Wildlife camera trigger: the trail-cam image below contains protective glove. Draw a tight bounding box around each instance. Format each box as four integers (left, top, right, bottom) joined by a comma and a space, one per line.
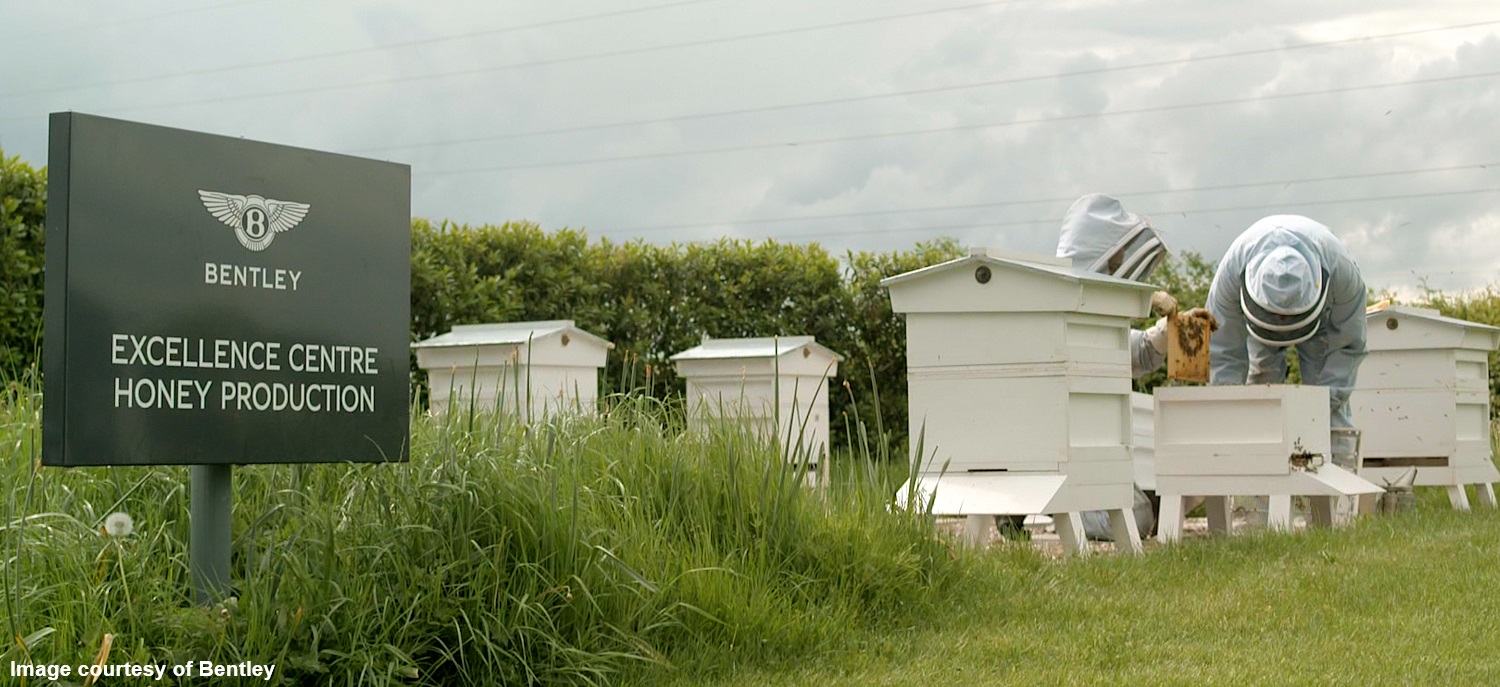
1151, 291, 1178, 317
1145, 317, 1169, 354
1180, 307, 1219, 332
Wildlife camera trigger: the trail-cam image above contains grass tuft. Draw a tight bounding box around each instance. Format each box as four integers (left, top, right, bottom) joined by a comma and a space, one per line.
0, 384, 968, 686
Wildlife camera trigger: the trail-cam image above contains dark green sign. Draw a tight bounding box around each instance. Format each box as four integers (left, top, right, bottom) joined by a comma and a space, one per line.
44, 113, 410, 466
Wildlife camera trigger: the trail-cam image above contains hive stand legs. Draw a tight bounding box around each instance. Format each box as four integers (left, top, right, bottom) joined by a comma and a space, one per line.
1267, 495, 1293, 532
1107, 508, 1144, 555
1205, 496, 1233, 535
1053, 512, 1089, 557
1447, 485, 1472, 512
1308, 496, 1335, 528
1475, 484, 1497, 509
1156, 495, 1184, 544
963, 514, 992, 547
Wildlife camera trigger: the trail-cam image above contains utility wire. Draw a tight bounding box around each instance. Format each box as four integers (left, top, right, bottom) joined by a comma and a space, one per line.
727, 187, 1500, 242
604, 161, 1500, 233
0, 0, 730, 97
10, 0, 274, 41
0, 0, 1027, 116
423, 70, 1500, 175
352, 18, 1500, 154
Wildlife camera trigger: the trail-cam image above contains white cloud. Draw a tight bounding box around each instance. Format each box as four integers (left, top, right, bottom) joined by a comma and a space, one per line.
2, 0, 1497, 294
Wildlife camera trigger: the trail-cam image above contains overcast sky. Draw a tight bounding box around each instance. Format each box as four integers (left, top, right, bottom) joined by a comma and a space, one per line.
2, 0, 1497, 296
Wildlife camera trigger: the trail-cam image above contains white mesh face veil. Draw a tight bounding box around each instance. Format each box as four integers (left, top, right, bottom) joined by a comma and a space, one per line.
1241, 244, 1328, 346
1098, 223, 1167, 281
1056, 194, 1168, 281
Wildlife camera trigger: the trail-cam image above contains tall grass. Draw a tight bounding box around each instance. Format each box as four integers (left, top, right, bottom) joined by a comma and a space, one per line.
0, 380, 964, 686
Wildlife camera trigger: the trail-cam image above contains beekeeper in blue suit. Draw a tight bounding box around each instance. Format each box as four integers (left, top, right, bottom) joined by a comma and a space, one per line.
1045, 194, 1218, 541
1206, 215, 1368, 461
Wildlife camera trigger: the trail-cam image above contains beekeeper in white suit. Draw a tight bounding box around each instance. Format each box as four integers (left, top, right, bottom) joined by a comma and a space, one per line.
1003, 194, 1216, 542
1056, 193, 1207, 376
1206, 215, 1367, 464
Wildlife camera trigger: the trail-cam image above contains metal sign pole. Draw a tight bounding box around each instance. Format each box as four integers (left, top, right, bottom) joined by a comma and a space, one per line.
190, 464, 233, 604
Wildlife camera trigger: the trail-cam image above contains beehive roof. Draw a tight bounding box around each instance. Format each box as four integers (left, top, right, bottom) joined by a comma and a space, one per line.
411, 320, 614, 350
1365, 304, 1500, 332
879, 247, 1159, 291
670, 336, 845, 362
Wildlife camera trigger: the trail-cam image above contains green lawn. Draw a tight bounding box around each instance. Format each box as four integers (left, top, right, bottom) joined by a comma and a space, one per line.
649, 489, 1500, 686
8, 374, 1500, 685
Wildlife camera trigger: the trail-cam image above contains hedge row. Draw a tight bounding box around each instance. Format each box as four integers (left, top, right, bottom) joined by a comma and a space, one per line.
1, 151, 46, 378
412, 218, 962, 451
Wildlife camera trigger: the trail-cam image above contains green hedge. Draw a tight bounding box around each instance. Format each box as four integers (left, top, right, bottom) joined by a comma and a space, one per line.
1, 151, 47, 379
411, 218, 963, 452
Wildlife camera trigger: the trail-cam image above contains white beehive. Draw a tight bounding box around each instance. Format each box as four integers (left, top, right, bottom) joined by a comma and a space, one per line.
883, 247, 1156, 555
1352, 305, 1500, 509
412, 320, 613, 419
1153, 385, 1382, 542
671, 336, 843, 462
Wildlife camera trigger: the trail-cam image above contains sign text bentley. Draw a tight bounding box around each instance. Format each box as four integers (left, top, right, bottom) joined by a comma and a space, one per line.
43, 113, 410, 466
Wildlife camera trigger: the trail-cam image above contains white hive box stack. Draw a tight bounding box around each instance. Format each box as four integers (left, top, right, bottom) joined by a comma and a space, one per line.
1153, 385, 1382, 542
1352, 305, 1500, 510
412, 320, 613, 419
882, 247, 1155, 556
671, 337, 843, 464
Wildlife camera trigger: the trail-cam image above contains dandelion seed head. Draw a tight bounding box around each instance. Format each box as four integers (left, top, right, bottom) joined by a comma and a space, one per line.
104, 512, 134, 538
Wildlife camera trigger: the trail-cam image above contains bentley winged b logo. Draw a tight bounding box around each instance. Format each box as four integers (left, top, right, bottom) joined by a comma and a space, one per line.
198, 190, 311, 252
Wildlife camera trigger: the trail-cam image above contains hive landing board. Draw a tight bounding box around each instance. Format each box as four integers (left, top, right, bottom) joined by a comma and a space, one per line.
43, 113, 410, 466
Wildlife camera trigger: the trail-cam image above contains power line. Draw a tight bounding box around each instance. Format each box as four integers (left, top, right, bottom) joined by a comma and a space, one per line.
9, 0, 275, 41
0, 0, 730, 98
0, 0, 1027, 118
601, 161, 1500, 233
422, 71, 1500, 175
738, 187, 1500, 242
350, 18, 1500, 154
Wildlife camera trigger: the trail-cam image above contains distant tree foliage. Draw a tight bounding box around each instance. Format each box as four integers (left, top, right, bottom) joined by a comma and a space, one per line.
1, 151, 46, 380
411, 217, 962, 452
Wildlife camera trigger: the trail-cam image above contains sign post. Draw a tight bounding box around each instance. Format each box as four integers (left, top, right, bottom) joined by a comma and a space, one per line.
190, 464, 233, 603
43, 113, 411, 604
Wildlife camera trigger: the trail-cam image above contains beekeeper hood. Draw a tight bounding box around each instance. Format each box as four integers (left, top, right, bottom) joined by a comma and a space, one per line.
1056, 194, 1167, 281
1240, 229, 1328, 347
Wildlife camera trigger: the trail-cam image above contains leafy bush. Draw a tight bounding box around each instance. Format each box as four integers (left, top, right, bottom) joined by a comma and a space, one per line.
839, 239, 963, 449
411, 220, 957, 454
0, 150, 46, 378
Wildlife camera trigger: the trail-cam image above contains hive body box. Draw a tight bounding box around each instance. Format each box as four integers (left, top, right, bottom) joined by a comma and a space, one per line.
412, 321, 613, 419
1352, 306, 1500, 510
1153, 385, 1382, 542
883, 248, 1156, 555
671, 337, 842, 463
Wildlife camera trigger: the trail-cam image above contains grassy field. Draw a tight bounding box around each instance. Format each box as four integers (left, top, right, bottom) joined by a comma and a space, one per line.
6, 373, 1500, 685
650, 487, 1500, 686
0, 383, 967, 686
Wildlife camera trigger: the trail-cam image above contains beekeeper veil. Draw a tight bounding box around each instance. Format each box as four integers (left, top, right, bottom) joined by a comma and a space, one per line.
1056, 194, 1168, 281
1240, 230, 1328, 347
